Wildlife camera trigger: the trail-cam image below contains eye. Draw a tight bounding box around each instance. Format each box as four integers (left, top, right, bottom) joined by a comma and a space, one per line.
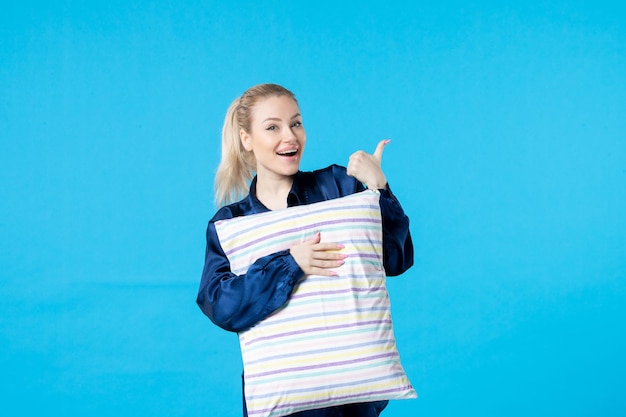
266, 125, 278, 131
291, 121, 303, 128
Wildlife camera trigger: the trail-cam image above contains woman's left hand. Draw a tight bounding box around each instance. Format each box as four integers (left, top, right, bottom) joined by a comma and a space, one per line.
347, 139, 389, 190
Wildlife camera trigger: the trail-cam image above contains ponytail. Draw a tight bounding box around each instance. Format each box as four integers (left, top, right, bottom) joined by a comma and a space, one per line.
214, 98, 256, 206
214, 83, 297, 207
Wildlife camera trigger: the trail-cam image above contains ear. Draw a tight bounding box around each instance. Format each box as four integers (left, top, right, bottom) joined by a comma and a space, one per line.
240, 128, 253, 151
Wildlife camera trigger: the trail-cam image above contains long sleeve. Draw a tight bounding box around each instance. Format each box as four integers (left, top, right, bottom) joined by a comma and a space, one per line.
196, 220, 304, 333
378, 187, 414, 276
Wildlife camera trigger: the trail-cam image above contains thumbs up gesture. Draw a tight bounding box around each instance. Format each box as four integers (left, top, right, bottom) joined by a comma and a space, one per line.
346, 139, 390, 190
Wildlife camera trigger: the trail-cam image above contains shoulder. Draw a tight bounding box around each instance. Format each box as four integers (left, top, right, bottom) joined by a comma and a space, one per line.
309, 164, 347, 178
295, 164, 363, 201
305, 164, 358, 186
209, 197, 254, 223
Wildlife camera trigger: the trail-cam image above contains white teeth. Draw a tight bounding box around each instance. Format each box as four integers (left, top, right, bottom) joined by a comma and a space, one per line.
277, 149, 297, 156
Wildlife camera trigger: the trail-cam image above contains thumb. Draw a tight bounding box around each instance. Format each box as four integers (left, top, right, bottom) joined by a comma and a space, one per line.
303, 232, 321, 245
373, 139, 390, 161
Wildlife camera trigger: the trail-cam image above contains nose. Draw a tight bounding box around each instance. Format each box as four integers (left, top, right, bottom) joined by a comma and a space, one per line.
283, 126, 298, 142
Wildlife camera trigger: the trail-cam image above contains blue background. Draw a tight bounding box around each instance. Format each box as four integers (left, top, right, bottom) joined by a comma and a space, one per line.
2, 1, 625, 416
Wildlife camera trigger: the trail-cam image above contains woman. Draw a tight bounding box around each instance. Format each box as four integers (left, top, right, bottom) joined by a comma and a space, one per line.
197, 83, 413, 417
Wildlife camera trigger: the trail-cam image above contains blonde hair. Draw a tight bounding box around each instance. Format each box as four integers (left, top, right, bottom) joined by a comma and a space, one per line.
214, 83, 298, 206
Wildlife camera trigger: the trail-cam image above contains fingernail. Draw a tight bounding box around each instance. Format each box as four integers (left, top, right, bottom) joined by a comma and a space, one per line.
337, 260, 345, 265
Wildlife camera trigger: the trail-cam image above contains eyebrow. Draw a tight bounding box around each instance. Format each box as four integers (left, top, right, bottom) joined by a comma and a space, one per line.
262, 113, 301, 123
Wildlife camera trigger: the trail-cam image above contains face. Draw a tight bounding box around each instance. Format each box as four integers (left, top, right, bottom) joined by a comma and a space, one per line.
240, 95, 306, 182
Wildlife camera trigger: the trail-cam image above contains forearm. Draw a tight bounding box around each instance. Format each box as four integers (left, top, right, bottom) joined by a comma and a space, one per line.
379, 188, 414, 276
197, 227, 304, 332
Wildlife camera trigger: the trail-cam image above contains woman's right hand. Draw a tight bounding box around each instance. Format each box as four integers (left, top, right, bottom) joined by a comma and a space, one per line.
289, 232, 346, 276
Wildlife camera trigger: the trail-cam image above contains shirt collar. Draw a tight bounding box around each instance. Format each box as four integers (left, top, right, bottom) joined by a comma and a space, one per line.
287, 172, 304, 207
247, 172, 304, 213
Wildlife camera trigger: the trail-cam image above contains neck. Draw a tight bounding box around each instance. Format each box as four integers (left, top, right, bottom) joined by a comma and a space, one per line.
254, 174, 294, 210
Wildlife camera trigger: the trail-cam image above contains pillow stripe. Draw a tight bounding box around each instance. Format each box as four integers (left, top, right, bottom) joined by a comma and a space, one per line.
246, 370, 407, 399
246, 360, 405, 388
247, 350, 400, 378
222, 221, 382, 265
242, 318, 393, 346
250, 379, 413, 401
242, 324, 395, 354
279, 384, 415, 410
219, 208, 380, 245
248, 371, 407, 399
244, 338, 391, 365
216, 203, 380, 242
288, 286, 387, 300
224, 230, 382, 268
244, 306, 390, 328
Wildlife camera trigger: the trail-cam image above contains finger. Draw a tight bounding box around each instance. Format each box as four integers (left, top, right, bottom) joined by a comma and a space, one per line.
308, 267, 339, 277
302, 232, 321, 245
312, 258, 345, 268
312, 251, 347, 260
312, 242, 345, 251
373, 139, 390, 161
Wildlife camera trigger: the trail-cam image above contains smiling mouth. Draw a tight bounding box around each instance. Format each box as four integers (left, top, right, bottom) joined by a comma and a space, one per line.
276, 149, 298, 157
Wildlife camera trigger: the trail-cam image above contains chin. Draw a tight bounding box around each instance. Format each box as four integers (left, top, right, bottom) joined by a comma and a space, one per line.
285, 167, 300, 176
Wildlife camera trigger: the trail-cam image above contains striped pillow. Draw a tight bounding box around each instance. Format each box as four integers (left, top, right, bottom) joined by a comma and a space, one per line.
214, 190, 416, 417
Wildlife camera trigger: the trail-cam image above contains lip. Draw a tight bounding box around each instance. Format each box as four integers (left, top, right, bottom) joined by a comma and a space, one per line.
275, 147, 300, 157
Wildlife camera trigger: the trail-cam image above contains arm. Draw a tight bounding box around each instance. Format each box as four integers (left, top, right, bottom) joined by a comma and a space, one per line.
345, 140, 414, 276
379, 187, 414, 276
196, 221, 304, 333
